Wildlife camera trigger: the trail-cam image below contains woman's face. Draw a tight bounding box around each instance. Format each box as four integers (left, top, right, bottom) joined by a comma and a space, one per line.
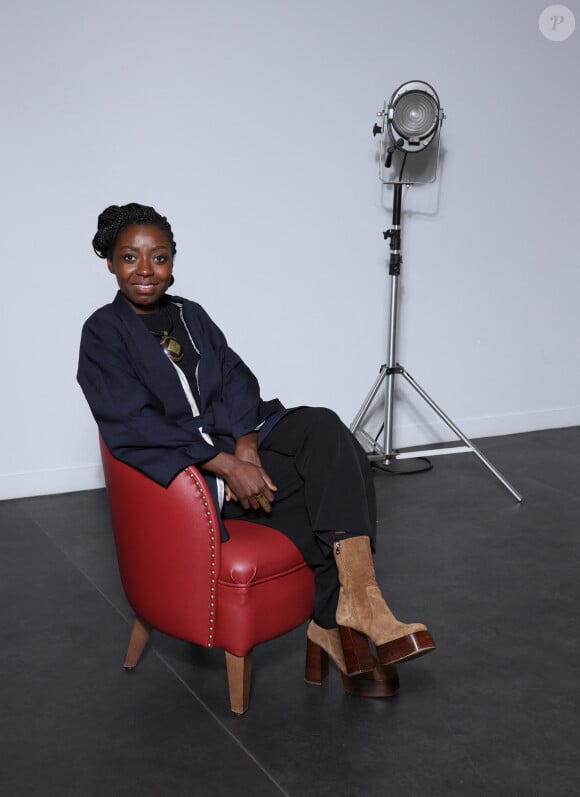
107, 224, 173, 314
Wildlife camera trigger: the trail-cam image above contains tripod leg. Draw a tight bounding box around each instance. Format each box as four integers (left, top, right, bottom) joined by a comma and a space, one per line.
400, 368, 522, 502
350, 365, 387, 436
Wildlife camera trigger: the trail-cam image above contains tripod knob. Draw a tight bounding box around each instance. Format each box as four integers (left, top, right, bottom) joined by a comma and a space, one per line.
372, 123, 383, 137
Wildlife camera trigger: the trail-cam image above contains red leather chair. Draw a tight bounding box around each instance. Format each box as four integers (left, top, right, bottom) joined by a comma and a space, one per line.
99, 439, 315, 715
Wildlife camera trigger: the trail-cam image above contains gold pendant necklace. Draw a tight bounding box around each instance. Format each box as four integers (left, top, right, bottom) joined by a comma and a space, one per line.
144, 304, 184, 364
159, 330, 184, 364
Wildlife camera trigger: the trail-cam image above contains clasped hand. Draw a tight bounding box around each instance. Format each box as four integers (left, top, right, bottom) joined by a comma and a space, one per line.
202, 432, 277, 513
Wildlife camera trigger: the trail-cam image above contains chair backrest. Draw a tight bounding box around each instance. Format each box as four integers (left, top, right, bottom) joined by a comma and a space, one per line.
100, 438, 220, 645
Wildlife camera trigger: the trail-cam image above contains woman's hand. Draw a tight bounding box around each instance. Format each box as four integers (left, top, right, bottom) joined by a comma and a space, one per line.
201, 448, 277, 512
234, 432, 261, 467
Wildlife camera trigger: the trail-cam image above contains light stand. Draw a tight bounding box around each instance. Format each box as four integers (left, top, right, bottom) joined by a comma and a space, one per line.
351, 82, 522, 502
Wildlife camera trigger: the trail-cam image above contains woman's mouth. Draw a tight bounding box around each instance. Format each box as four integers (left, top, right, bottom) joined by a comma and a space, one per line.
133, 283, 158, 294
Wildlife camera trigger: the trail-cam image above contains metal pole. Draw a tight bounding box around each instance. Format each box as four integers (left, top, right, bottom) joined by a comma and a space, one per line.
383, 182, 403, 461
384, 274, 399, 460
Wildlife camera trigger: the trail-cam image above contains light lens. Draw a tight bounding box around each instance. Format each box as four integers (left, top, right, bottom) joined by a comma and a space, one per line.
392, 91, 439, 141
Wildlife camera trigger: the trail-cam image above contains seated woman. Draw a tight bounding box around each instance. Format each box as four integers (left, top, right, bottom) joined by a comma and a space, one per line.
77, 202, 435, 699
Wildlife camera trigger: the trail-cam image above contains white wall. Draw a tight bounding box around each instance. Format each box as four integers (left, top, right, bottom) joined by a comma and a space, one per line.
1, 0, 578, 499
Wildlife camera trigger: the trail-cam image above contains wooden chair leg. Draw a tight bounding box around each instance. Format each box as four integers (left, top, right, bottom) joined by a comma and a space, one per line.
124, 616, 151, 670
225, 650, 253, 715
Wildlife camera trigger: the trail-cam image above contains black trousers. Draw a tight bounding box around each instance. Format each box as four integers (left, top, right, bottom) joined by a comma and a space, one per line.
222, 407, 376, 627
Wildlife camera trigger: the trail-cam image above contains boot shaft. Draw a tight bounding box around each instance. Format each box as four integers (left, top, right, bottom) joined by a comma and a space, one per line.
333, 535, 378, 593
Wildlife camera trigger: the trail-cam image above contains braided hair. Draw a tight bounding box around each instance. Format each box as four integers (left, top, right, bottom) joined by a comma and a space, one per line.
92, 203, 177, 260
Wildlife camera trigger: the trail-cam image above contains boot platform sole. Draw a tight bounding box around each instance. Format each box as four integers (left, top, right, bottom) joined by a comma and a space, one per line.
339, 625, 436, 676
305, 636, 399, 698
376, 629, 436, 666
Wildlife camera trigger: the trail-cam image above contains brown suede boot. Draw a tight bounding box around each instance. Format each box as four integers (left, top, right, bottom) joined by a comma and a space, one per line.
305, 620, 399, 698
333, 536, 435, 675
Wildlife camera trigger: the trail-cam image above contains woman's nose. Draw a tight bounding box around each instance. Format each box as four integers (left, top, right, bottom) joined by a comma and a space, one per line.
136, 258, 154, 276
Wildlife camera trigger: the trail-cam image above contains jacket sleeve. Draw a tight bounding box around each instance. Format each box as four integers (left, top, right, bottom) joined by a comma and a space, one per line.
194, 304, 283, 440
222, 347, 268, 438
77, 315, 218, 486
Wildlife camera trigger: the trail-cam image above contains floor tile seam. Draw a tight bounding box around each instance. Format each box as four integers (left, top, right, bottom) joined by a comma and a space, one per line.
18, 503, 291, 797
150, 649, 291, 796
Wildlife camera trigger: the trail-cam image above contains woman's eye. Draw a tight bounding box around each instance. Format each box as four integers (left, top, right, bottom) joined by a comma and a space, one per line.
154, 255, 168, 263
122, 254, 136, 262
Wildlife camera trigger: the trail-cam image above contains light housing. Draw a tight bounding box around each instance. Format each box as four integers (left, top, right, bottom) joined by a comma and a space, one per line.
387, 80, 442, 153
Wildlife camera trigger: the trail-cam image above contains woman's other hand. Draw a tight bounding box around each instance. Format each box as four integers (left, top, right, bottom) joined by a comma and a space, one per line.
234, 431, 261, 467
202, 449, 277, 512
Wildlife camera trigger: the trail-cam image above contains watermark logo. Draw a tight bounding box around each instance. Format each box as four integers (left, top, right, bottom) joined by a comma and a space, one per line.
539, 5, 576, 41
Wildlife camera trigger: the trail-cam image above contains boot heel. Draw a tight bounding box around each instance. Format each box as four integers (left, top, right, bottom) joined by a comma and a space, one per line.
338, 625, 376, 675
305, 637, 329, 685
376, 629, 436, 666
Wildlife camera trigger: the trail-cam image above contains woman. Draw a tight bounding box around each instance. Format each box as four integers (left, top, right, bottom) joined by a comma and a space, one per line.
78, 202, 435, 699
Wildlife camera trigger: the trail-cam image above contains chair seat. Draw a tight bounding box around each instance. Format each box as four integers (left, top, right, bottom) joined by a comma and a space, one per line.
220, 519, 309, 585
213, 519, 315, 656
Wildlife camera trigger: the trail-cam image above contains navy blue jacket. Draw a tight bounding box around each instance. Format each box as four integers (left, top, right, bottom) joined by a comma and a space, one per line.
77, 292, 286, 493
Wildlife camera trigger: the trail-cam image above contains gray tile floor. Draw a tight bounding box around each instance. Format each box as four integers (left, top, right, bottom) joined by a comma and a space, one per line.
1, 427, 579, 796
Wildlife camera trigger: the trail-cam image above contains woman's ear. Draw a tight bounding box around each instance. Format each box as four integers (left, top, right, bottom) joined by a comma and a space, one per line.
107, 259, 115, 274
169, 274, 175, 286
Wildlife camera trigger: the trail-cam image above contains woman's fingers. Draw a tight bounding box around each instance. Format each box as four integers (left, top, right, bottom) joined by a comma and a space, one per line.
245, 492, 272, 513
224, 484, 239, 503
263, 472, 278, 494
224, 461, 277, 512
255, 493, 272, 512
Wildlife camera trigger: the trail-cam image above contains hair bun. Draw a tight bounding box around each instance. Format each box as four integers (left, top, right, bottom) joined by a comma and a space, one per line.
92, 203, 177, 259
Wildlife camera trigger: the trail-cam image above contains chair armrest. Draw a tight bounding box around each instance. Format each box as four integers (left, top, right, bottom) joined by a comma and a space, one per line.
100, 438, 221, 646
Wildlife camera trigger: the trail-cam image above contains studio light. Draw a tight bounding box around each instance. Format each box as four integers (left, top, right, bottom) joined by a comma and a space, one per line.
373, 80, 444, 177
388, 81, 442, 151
351, 81, 522, 501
